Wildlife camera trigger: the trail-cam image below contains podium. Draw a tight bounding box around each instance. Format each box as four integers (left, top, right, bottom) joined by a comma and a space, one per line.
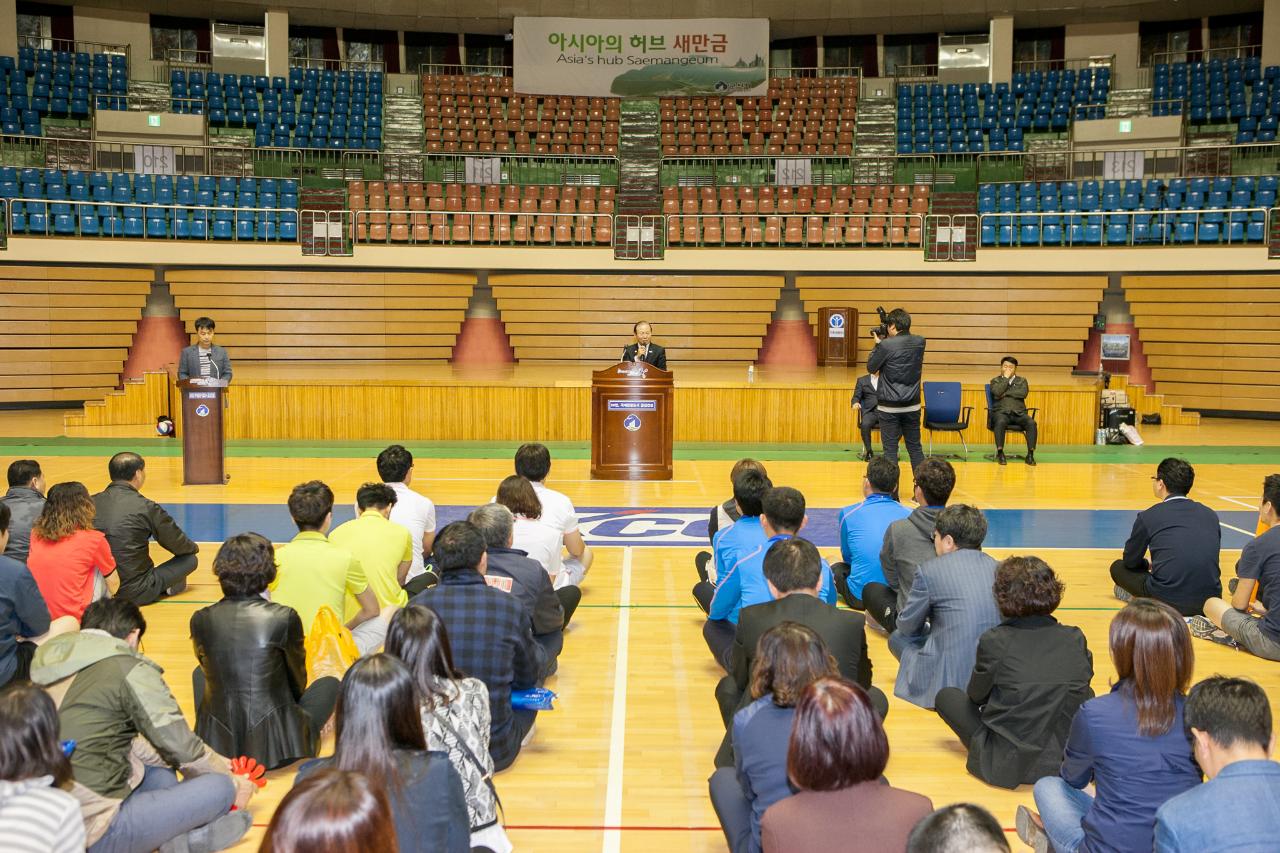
177, 379, 227, 485
817, 307, 856, 366
590, 362, 674, 481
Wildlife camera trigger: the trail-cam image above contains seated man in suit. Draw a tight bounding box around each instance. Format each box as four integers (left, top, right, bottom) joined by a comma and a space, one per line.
620, 321, 667, 369
890, 504, 1001, 709
852, 370, 880, 461
862, 456, 956, 632
990, 355, 1036, 466
177, 316, 233, 384
1111, 457, 1222, 616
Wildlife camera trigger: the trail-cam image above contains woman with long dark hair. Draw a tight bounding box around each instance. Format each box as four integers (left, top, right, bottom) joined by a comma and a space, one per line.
495, 475, 560, 579
0, 683, 86, 852
261, 768, 397, 853
1020, 599, 1200, 853
27, 482, 117, 620
293, 654, 469, 853
385, 605, 511, 853
760, 677, 933, 852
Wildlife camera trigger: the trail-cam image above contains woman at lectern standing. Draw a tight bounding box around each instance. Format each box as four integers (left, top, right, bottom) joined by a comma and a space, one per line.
620, 321, 667, 369
178, 316, 233, 383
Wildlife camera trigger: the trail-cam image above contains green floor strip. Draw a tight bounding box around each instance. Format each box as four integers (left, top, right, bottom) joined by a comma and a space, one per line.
4, 437, 1279, 464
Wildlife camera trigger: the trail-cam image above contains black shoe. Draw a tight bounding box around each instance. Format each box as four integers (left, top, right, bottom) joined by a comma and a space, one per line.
861, 449, 874, 461
695, 551, 712, 584
996, 450, 1007, 465
1229, 577, 1239, 595
1025, 451, 1037, 466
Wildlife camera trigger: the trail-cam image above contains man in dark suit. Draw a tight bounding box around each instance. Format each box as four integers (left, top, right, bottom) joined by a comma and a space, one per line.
990, 355, 1036, 466
177, 316, 233, 383
1111, 457, 1222, 616
620, 321, 667, 369
851, 370, 880, 461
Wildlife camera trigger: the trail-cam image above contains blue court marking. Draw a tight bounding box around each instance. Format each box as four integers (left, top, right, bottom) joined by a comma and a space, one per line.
165, 504, 1259, 550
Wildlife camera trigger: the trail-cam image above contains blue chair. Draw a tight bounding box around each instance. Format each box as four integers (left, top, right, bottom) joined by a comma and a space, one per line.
922, 381, 972, 459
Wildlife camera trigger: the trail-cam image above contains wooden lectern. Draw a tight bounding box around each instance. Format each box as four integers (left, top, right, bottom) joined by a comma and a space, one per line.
817, 307, 857, 366
176, 379, 227, 485
590, 362, 674, 481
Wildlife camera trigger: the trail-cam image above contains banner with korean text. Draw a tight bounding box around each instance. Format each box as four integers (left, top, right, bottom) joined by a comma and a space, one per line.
513, 17, 769, 97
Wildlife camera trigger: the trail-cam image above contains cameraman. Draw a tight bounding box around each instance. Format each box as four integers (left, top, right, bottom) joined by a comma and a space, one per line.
866, 308, 927, 469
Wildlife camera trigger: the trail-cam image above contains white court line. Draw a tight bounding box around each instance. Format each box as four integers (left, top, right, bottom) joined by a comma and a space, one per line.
1219, 495, 1260, 510
1221, 522, 1258, 538
602, 545, 633, 853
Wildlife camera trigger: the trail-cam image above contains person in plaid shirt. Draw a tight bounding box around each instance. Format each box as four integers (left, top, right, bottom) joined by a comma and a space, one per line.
410, 521, 546, 771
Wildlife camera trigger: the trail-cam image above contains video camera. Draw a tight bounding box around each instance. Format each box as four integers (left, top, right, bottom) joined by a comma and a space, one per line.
869, 306, 891, 340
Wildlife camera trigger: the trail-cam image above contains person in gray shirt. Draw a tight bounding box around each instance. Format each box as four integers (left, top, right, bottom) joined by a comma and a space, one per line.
1, 460, 45, 564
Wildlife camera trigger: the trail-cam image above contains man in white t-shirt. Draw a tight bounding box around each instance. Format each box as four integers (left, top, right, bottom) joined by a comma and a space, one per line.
377, 445, 437, 595
515, 443, 593, 587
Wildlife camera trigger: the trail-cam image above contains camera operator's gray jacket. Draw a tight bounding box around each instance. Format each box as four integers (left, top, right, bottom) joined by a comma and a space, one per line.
867, 333, 927, 409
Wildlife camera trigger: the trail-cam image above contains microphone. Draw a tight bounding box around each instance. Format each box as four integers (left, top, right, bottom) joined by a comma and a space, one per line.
206, 351, 220, 381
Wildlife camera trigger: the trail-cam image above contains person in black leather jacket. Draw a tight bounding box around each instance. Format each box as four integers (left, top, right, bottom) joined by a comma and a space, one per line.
190, 532, 339, 770
865, 308, 927, 470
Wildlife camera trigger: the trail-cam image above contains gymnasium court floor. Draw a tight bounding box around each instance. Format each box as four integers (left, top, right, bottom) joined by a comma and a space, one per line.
2, 411, 1278, 852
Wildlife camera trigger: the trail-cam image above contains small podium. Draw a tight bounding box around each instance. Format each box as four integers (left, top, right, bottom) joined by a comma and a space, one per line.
176, 379, 227, 485
590, 362, 674, 481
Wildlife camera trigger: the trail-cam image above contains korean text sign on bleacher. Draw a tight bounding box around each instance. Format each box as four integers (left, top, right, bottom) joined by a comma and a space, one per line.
513, 17, 769, 98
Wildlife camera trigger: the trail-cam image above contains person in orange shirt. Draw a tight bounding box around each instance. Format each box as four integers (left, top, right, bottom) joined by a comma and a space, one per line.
27, 482, 117, 620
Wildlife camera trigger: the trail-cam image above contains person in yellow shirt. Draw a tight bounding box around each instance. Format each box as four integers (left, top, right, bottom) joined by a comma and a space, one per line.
270, 481, 384, 654
329, 483, 413, 618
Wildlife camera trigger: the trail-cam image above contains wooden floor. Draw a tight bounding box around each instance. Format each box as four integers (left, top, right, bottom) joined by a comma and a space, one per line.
3, 415, 1279, 851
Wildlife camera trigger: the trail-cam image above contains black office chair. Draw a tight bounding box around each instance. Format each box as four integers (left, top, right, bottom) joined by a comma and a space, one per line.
984, 383, 1039, 460
923, 381, 972, 459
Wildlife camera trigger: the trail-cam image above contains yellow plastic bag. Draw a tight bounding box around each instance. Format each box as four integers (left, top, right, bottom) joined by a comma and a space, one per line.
305, 605, 359, 682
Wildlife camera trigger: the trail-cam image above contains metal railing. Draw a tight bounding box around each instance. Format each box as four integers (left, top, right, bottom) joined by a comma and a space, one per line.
1076, 99, 1185, 120
100, 95, 206, 114
1012, 55, 1115, 75
975, 142, 1280, 184
665, 212, 926, 249
159, 48, 211, 66
892, 64, 940, 94
351, 209, 613, 247
1150, 44, 1262, 68
0, 134, 304, 178
770, 66, 862, 82
924, 213, 977, 261
290, 56, 386, 74
338, 151, 620, 185
977, 208, 1269, 247
614, 214, 664, 259
25, 38, 130, 65
419, 63, 513, 79
661, 154, 938, 187
7, 198, 299, 241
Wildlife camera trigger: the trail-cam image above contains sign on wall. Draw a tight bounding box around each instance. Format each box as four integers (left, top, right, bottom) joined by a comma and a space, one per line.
513, 17, 769, 98
135, 145, 176, 175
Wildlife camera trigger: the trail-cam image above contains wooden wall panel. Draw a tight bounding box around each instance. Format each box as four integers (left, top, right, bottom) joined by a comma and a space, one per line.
167, 270, 474, 362
0, 265, 151, 404
1125, 274, 1280, 413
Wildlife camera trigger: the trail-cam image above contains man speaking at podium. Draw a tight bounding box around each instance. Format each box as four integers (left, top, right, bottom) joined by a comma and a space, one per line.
620, 321, 667, 369
177, 316, 233, 384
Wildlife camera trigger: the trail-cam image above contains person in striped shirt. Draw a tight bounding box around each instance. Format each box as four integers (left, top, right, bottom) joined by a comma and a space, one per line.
0, 683, 85, 853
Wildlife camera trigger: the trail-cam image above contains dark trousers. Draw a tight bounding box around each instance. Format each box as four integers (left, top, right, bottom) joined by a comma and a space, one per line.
556, 584, 581, 627
119, 553, 200, 606
935, 686, 983, 744
993, 411, 1037, 452
1109, 559, 1205, 616
862, 581, 899, 633
192, 667, 340, 766
493, 708, 538, 772
709, 767, 753, 853
830, 561, 863, 610
692, 580, 715, 614
703, 618, 736, 671
878, 409, 924, 470
859, 414, 877, 455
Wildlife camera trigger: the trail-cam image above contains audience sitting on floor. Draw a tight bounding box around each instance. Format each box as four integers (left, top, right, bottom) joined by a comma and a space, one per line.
704, 486, 836, 670
1153, 675, 1280, 852
377, 444, 438, 597
715, 537, 883, 756
513, 443, 593, 588
409, 521, 545, 771
469, 503, 572, 675
934, 556, 1094, 789
494, 474, 565, 584
329, 482, 412, 616
709, 622, 841, 853
0, 502, 50, 688
93, 452, 200, 605
1111, 457, 1222, 616
1, 459, 45, 564
761, 677, 934, 853
833, 456, 911, 610
270, 480, 384, 654
190, 532, 339, 771
1195, 473, 1280, 659
696, 458, 769, 585
0, 682, 86, 853
385, 605, 513, 853
862, 457, 956, 632
261, 768, 398, 853
27, 481, 118, 620
31, 598, 255, 853
294, 654, 470, 853
890, 504, 1001, 709
1020, 599, 1200, 853
693, 467, 773, 615
907, 803, 1011, 853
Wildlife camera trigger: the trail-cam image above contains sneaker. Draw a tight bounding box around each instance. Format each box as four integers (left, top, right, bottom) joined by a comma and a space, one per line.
695, 551, 712, 583
1188, 615, 1240, 648
996, 450, 1007, 465
1025, 451, 1037, 466
1113, 584, 1134, 603
1015, 806, 1050, 853
860, 449, 875, 461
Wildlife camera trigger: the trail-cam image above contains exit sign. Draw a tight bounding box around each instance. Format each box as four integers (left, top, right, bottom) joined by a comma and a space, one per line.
1118, 119, 1132, 134
147, 114, 161, 127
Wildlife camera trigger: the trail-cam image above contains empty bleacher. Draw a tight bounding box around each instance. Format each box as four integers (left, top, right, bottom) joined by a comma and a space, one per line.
0, 265, 151, 404
0, 48, 128, 137
422, 74, 618, 155
1149, 57, 1280, 140
660, 77, 857, 157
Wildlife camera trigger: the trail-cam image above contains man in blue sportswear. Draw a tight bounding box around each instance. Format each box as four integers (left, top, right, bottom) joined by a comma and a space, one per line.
693, 468, 772, 615
832, 456, 911, 610
704, 485, 836, 669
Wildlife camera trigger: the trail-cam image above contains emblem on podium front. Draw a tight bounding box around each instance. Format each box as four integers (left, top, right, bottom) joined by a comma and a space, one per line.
623, 414, 642, 431
195, 405, 210, 418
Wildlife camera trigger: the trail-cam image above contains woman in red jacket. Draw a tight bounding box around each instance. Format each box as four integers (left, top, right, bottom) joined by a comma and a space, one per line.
27, 482, 116, 620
